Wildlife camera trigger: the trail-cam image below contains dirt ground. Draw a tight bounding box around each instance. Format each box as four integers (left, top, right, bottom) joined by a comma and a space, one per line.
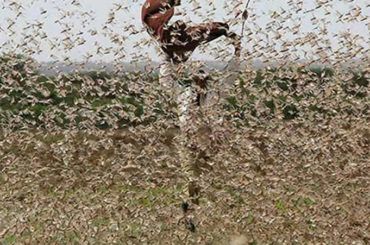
1, 115, 369, 244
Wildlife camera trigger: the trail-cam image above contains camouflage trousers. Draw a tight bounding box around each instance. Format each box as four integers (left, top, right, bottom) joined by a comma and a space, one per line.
159, 62, 210, 204
159, 59, 239, 204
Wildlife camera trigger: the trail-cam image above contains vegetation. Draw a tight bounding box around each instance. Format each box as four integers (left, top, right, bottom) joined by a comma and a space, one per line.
0, 54, 369, 244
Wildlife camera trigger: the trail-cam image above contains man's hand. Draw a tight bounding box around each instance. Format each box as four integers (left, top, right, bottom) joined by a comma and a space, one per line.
242, 9, 249, 20
169, 0, 180, 6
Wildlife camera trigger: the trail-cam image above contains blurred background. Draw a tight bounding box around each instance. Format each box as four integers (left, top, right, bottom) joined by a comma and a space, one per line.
1, 0, 369, 72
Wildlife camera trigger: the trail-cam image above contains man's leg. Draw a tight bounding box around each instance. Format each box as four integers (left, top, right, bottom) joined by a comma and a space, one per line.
178, 85, 201, 205
158, 62, 201, 204
159, 62, 175, 89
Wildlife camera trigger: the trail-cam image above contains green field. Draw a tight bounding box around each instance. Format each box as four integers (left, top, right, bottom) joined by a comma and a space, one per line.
1, 55, 369, 244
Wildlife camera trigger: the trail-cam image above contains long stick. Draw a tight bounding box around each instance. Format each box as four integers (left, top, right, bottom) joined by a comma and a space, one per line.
241, 0, 252, 37
223, 0, 252, 71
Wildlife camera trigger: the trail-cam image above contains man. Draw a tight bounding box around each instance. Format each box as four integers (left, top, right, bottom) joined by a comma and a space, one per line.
142, 0, 241, 214
142, 0, 241, 63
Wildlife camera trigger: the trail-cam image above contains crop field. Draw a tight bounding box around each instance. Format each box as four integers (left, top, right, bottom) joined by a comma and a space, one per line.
1, 0, 369, 243
0, 55, 369, 244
